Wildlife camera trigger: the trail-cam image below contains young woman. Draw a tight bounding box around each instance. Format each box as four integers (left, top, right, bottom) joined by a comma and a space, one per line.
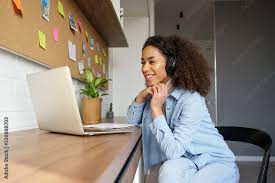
127, 35, 239, 183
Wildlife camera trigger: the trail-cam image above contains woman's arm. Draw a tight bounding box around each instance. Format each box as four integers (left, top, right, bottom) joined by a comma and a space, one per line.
126, 99, 146, 125
127, 87, 153, 125
149, 93, 204, 159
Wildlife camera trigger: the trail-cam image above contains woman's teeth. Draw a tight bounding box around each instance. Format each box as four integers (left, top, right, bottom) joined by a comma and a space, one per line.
145, 75, 154, 79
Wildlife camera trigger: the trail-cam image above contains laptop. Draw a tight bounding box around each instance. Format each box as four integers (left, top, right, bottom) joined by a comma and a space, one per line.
27, 66, 134, 136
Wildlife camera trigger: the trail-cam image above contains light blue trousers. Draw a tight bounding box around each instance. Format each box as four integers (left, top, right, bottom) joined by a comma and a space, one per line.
158, 157, 239, 183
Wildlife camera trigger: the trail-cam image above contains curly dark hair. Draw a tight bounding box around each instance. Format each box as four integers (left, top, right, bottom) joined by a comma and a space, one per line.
142, 35, 211, 97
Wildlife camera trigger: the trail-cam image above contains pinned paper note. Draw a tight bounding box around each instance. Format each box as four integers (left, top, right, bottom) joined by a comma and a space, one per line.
78, 61, 84, 74
68, 41, 76, 61
41, 0, 50, 21
53, 28, 59, 41
77, 20, 82, 32
103, 64, 106, 74
87, 57, 91, 68
90, 37, 94, 50
102, 48, 106, 57
12, 0, 23, 12
82, 42, 86, 57
69, 13, 78, 32
38, 30, 46, 50
58, 0, 65, 17
95, 54, 99, 64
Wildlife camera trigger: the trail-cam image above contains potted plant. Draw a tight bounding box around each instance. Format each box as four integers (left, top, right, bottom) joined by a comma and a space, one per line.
81, 69, 109, 124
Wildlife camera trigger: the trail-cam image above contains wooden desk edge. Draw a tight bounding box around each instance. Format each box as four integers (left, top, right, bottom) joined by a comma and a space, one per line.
116, 137, 142, 183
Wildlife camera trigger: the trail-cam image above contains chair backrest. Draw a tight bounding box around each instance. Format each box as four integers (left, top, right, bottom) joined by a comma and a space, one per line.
216, 126, 272, 151
216, 126, 272, 183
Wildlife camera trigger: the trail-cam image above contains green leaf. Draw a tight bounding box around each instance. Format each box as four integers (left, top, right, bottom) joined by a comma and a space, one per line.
81, 71, 110, 98
83, 69, 94, 84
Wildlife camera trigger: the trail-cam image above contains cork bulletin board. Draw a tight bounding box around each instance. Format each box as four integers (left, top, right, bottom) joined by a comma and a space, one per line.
0, 0, 108, 84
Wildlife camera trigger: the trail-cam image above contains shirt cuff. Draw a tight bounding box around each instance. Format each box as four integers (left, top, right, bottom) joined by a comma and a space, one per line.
149, 115, 171, 134
131, 99, 146, 110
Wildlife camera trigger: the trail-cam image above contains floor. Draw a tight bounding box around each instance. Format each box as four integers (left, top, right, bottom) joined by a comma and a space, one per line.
144, 161, 275, 183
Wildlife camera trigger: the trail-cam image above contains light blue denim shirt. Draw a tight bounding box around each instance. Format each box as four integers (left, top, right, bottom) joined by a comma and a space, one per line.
127, 87, 235, 173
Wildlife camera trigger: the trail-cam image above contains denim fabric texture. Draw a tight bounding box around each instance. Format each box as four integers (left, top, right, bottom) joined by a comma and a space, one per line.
127, 87, 237, 177
158, 157, 239, 183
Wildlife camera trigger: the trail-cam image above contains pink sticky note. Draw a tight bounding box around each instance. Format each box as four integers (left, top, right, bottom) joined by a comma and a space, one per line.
53, 28, 59, 41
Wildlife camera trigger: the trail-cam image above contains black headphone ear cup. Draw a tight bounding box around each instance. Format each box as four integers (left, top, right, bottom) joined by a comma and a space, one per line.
166, 57, 175, 76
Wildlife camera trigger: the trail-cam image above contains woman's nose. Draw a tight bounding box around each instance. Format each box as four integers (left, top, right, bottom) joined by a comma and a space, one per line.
142, 63, 150, 72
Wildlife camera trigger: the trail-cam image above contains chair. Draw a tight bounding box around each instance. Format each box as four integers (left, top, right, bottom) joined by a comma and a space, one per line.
216, 126, 272, 183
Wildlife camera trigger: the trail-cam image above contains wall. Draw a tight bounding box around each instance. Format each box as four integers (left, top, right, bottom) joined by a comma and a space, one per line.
111, 17, 150, 116
154, 1, 216, 122
215, 0, 275, 156
194, 40, 216, 123
0, 47, 112, 132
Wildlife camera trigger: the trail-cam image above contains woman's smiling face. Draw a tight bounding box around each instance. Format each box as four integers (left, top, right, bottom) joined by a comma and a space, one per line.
141, 46, 169, 86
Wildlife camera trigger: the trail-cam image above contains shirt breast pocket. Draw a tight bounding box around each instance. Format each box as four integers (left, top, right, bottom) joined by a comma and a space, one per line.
170, 118, 181, 132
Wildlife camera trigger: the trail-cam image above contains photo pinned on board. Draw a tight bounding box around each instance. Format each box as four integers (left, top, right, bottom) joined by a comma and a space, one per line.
78, 61, 84, 75
68, 40, 76, 61
90, 37, 94, 50
82, 42, 86, 57
69, 13, 78, 32
41, 0, 50, 21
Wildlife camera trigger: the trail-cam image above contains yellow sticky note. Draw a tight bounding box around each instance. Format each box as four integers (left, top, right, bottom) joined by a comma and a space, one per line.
95, 54, 99, 64
102, 48, 106, 57
38, 30, 46, 50
12, 0, 22, 11
58, 0, 65, 17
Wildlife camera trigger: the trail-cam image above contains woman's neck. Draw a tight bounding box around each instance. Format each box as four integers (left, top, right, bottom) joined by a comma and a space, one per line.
162, 77, 170, 84
164, 79, 174, 94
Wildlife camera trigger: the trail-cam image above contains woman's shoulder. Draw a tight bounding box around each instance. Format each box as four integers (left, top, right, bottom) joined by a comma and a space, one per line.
176, 87, 204, 101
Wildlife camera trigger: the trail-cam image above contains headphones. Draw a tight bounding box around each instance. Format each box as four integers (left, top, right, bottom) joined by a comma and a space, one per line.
165, 56, 176, 76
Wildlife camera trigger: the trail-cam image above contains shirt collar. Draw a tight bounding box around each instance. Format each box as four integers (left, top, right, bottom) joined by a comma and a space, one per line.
169, 87, 183, 100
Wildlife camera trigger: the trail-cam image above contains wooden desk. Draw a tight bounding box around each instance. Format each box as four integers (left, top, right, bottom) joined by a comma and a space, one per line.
0, 120, 141, 183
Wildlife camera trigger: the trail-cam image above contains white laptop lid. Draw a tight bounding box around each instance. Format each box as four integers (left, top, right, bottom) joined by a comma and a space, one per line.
27, 66, 85, 135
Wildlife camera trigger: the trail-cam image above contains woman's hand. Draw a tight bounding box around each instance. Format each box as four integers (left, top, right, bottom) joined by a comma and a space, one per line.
150, 83, 168, 118
135, 87, 153, 104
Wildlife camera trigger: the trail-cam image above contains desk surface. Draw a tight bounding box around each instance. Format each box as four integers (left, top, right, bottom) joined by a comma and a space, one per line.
0, 118, 141, 183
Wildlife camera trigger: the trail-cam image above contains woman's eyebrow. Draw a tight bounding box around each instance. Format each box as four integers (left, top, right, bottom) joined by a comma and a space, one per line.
142, 56, 155, 61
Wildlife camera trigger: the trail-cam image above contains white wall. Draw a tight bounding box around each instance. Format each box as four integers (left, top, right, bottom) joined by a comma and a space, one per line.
111, 17, 150, 117
0, 48, 112, 132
